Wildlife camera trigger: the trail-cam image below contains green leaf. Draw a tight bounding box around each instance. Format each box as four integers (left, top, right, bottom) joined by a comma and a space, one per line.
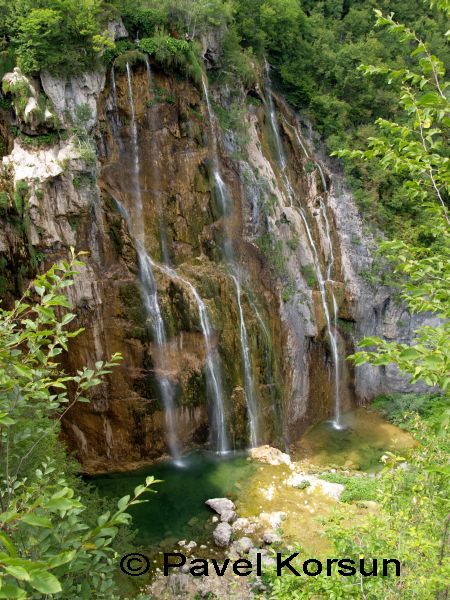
13, 364, 33, 380
4, 565, 30, 581
117, 495, 130, 511
47, 550, 76, 568
0, 584, 27, 599
29, 570, 62, 594
21, 514, 52, 528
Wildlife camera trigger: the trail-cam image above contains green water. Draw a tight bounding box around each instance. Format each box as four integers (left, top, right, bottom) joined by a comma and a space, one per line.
295, 408, 416, 471
89, 451, 256, 549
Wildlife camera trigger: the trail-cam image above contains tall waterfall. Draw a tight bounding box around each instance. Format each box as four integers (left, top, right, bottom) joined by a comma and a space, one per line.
264, 61, 342, 429
144, 58, 171, 264
123, 65, 182, 458
202, 74, 261, 446
153, 264, 229, 454
232, 275, 260, 446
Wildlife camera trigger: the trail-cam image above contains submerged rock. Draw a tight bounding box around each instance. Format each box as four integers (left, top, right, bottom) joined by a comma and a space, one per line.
213, 522, 232, 547
285, 473, 344, 501
258, 511, 286, 530
232, 517, 257, 535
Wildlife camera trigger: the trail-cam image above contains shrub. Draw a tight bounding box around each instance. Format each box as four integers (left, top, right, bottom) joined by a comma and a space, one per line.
0, 253, 158, 598
139, 30, 202, 83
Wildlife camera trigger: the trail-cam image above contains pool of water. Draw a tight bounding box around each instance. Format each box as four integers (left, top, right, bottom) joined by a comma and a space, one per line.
88, 450, 257, 549
294, 407, 416, 471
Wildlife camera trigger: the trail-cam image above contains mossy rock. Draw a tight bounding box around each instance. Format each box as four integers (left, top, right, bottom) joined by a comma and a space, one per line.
119, 282, 152, 342
180, 368, 207, 407
194, 163, 211, 193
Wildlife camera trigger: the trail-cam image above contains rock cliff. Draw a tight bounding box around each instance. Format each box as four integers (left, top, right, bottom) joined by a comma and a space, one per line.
0, 56, 433, 472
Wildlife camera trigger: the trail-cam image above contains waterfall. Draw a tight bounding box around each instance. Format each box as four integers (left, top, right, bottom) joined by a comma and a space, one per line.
264, 60, 343, 429
111, 66, 119, 125
319, 197, 335, 280
232, 274, 259, 447
122, 66, 182, 458
153, 264, 229, 454
202, 74, 261, 446
144, 57, 171, 265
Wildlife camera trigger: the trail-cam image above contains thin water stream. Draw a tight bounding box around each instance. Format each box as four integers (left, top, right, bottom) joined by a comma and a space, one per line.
264, 60, 342, 428
153, 263, 229, 454
116, 66, 182, 459
201, 74, 261, 446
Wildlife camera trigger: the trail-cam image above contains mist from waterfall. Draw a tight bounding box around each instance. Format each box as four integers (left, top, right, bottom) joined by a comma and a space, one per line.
264, 60, 342, 429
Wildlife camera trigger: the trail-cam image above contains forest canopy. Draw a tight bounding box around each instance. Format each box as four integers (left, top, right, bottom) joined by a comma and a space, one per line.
0, 0, 448, 237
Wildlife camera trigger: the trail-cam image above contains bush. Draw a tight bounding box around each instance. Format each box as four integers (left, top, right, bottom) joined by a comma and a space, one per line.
0, 253, 158, 598
139, 30, 202, 83
321, 473, 378, 503
113, 49, 146, 71
3, 0, 114, 75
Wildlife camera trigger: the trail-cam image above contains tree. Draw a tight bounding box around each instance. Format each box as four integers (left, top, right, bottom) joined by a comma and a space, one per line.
0, 252, 158, 598
337, 8, 450, 396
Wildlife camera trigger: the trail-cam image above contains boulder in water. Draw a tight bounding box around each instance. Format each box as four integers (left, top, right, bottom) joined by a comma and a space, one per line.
206, 498, 235, 516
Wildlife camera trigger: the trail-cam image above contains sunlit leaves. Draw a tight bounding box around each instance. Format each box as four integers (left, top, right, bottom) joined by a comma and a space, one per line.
0, 251, 148, 598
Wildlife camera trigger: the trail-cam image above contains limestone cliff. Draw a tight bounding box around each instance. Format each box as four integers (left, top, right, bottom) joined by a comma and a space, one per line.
0, 54, 433, 472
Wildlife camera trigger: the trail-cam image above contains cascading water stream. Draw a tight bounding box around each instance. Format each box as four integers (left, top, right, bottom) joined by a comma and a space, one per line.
122, 65, 182, 459
111, 66, 119, 125
152, 263, 229, 454
202, 74, 260, 446
232, 274, 260, 447
144, 58, 171, 264
264, 60, 343, 429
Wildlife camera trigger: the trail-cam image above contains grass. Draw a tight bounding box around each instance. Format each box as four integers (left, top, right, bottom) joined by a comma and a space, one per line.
321, 473, 378, 503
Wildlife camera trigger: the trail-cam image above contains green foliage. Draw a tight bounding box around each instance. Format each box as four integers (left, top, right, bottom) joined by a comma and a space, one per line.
113, 49, 146, 71
69, 103, 97, 169
344, 10, 450, 397
119, 0, 233, 41
2, 78, 31, 115
321, 472, 378, 503
0, 252, 159, 598
372, 392, 449, 433
256, 231, 288, 279
213, 27, 257, 87
139, 31, 202, 83
264, 394, 449, 599
0, 0, 115, 75
300, 263, 316, 288
214, 98, 250, 156
16, 131, 67, 149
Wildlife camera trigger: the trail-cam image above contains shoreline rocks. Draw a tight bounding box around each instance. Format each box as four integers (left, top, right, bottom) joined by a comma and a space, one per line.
212, 522, 232, 547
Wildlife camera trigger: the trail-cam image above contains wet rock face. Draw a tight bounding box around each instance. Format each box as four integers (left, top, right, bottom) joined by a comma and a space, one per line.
0, 63, 431, 472
328, 179, 439, 402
